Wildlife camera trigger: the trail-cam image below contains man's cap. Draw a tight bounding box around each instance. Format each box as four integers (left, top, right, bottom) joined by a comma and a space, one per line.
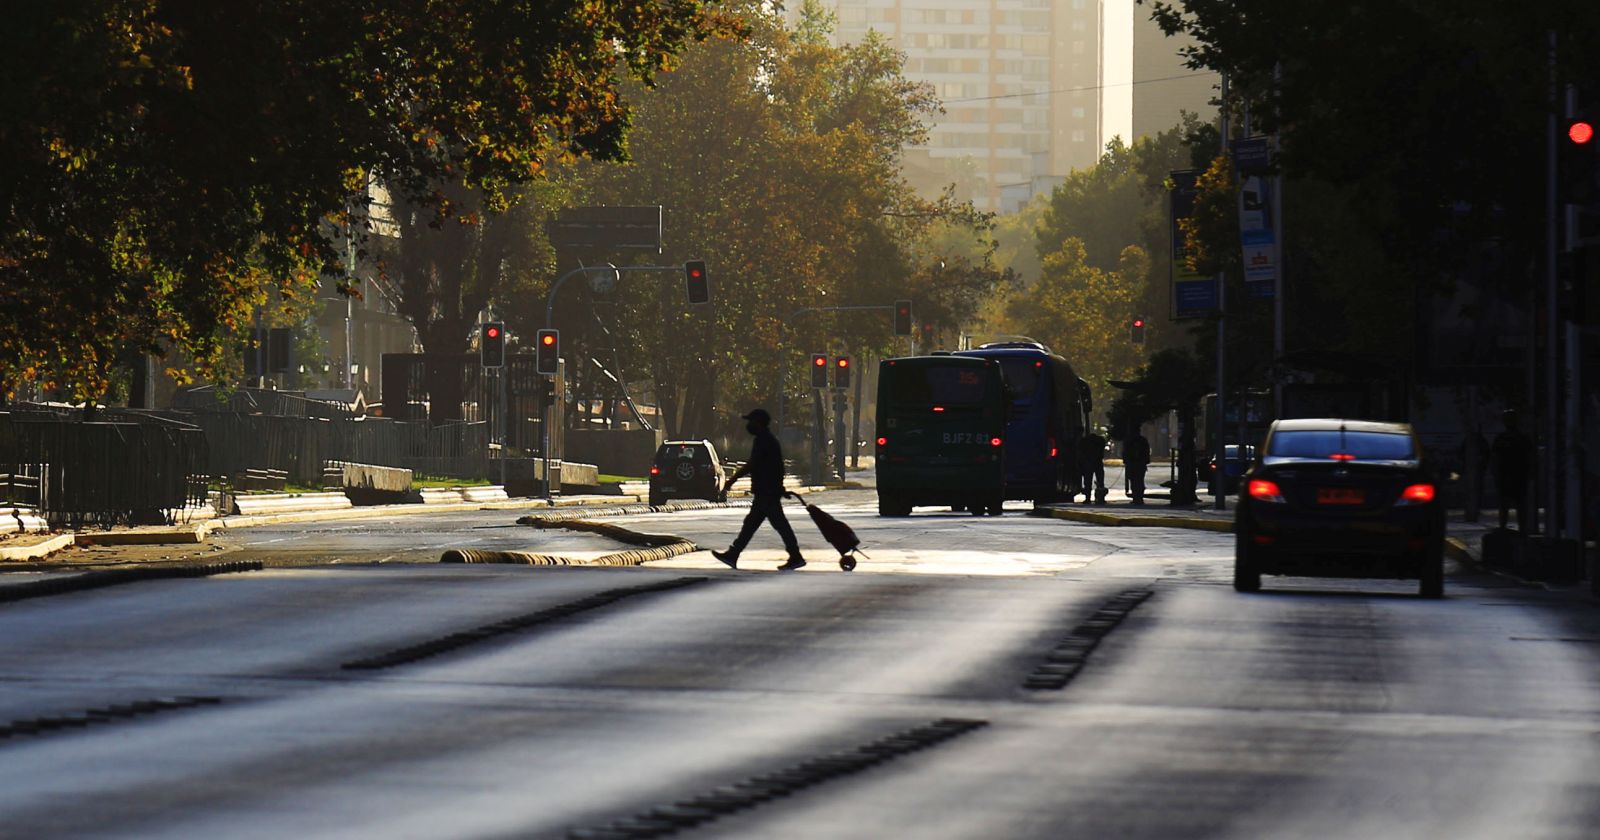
742, 408, 771, 424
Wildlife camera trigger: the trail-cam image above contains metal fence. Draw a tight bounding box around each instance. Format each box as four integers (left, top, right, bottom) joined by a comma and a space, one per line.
175, 412, 490, 486
0, 410, 209, 527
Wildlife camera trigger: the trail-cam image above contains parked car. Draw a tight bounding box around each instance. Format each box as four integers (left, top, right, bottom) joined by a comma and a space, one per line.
1203, 444, 1257, 494
1233, 419, 1444, 597
648, 440, 726, 507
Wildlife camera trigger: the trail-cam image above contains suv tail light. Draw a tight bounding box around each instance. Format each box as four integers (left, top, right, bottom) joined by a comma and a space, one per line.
650, 466, 660, 476
1395, 483, 1435, 505
1247, 479, 1285, 503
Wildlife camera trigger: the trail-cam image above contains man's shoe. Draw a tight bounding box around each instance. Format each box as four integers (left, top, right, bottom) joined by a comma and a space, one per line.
712, 550, 738, 569
776, 557, 807, 571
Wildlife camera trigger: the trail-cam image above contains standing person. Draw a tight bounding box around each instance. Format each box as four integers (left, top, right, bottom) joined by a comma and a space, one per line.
713, 408, 806, 570
1123, 428, 1152, 506
1078, 428, 1108, 505
1491, 409, 1533, 531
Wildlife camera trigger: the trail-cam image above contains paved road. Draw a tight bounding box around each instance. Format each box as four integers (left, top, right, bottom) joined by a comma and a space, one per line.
0, 493, 1595, 838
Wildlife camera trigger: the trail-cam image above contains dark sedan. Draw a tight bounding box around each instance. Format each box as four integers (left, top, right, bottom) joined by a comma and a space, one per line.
1234, 419, 1445, 597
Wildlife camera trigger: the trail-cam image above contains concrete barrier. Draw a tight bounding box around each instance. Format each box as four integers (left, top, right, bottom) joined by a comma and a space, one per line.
0, 507, 48, 535
231, 492, 353, 516
419, 486, 510, 504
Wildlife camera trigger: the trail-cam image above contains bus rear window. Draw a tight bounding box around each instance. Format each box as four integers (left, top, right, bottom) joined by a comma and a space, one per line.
995, 359, 1040, 400
889, 366, 990, 405
1268, 431, 1415, 460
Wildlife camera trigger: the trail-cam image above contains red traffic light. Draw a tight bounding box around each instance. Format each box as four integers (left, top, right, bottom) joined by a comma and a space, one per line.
1570, 120, 1596, 145
1132, 318, 1145, 328
541, 333, 555, 346
836, 358, 849, 368
486, 326, 500, 339
814, 356, 826, 366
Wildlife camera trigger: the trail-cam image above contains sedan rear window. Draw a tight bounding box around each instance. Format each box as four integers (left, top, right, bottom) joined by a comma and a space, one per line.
1268, 430, 1415, 460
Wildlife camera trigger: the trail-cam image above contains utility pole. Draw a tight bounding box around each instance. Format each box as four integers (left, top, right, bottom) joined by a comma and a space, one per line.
1214, 72, 1230, 512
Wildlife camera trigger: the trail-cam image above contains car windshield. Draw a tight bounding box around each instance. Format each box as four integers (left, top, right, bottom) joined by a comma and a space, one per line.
1267, 430, 1415, 460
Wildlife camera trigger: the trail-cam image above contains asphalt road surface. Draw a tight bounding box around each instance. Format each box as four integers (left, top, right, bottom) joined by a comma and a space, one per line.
0, 491, 1596, 838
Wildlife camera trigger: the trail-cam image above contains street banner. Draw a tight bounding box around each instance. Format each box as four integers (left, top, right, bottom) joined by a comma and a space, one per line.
1232, 137, 1278, 297
1170, 170, 1216, 318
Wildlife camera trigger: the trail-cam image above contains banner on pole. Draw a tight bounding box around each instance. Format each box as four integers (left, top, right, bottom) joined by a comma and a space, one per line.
1170, 170, 1217, 318
1232, 137, 1278, 298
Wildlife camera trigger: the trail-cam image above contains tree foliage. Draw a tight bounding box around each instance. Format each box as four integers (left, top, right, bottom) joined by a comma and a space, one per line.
0, 0, 741, 399
550, 1, 1001, 435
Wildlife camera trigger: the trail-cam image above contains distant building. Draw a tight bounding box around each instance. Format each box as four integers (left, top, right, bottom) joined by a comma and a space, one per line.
1130, 11, 1216, 140
817, 0, 1106, 211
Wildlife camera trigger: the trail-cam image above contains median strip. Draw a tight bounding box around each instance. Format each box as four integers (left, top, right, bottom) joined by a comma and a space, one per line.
1024, 588, 1152, 691
445, 515, 706, 567
341, 576, 711, 671
564, 718, 988, 840
1034, 507, 1234, 532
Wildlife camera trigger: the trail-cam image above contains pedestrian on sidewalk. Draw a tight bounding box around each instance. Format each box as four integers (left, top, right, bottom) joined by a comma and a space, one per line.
1078, 428, 1108, 504
713, 408, 806, 570
1491, 409, 1533, 532
1123, 428, 1151, 505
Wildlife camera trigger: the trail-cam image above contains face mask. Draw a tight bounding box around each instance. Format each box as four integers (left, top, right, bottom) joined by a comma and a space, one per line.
746, 422, 760, 434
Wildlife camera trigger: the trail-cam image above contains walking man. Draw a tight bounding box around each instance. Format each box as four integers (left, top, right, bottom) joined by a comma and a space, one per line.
714, 408, 806, 570
1123, 428, 1152, 506
1491, 409, 1533, 531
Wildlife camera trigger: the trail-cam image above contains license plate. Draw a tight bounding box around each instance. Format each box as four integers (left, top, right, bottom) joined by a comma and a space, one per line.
1316, 487, 1365, 505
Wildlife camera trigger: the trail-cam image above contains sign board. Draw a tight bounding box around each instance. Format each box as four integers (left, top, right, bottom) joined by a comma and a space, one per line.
1232, 137, 1278, 297
1170, 170, 1217, 318
545, 205, 663, 252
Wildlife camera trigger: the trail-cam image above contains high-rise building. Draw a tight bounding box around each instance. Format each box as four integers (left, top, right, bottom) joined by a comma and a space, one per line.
818, 0, 1106, 211
1131, 11, 1216, 140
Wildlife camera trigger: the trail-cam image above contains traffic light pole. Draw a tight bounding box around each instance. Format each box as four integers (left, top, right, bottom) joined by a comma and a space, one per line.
541, 262, 693, 500
775, 304, 895, 432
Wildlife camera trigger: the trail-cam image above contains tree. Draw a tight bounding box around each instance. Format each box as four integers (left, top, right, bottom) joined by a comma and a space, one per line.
0, 1, 742, 400
556, 1, 998, 436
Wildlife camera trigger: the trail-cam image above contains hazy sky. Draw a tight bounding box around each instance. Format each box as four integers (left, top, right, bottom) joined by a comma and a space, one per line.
1102, 0, 1134, 148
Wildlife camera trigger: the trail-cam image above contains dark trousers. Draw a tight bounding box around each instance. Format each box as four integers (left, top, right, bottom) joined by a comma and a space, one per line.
1079, 463, 1106, 501
1497, 476, 1529, 531
1127, 465, 1148, 502
727, 494, 801, 558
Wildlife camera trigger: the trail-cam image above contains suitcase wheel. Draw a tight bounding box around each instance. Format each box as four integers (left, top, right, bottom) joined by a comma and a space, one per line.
839, 555, 857, 572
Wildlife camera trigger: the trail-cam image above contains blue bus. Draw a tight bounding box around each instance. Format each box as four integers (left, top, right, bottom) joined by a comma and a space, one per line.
875, 355, 1009, 516
955, 343, 1091, 503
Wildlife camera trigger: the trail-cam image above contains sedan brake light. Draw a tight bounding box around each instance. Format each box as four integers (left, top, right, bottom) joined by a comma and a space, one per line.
1247, 479, 1285, 503
1330, 453, 1356, 461
1396, 483, 1436, 505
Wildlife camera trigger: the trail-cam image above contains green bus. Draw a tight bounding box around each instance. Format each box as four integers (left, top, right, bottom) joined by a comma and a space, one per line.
874, 355, 1009, 516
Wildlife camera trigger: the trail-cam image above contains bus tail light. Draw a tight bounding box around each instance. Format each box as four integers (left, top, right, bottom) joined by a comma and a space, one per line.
876, 437, 887, 447
1048, 437, 1058, 458
990, 437, 1003, 447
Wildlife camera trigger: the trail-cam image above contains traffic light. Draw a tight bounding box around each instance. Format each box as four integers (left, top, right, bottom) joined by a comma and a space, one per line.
535, 329, 559, 375
1563, 106, 1599, 204
481, 321, 506, 368
921, 322, 935, 349
684, 260, 710, 305
834, 355, 851, 389
1131, 317, 1146, 344
893, 300, 913, 336
810, 353, 828, 388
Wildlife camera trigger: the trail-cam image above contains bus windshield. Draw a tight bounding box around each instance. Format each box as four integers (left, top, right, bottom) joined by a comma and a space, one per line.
888, 365, 990, 406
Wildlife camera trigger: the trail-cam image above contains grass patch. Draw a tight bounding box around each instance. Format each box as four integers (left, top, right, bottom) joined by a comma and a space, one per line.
412, 477, 489, 489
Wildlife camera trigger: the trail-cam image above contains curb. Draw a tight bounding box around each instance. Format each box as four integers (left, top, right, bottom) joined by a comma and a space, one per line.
443, 515, 703, 567
0, 533, 78, 562
1041, 507, 1234, 533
